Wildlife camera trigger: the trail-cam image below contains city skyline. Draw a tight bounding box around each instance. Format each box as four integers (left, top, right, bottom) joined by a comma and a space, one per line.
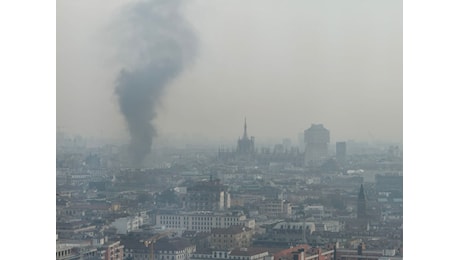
57, 0, 402, 146
57, 119, 401, 151
6, 0, 459, 258
6, 0, 460, 258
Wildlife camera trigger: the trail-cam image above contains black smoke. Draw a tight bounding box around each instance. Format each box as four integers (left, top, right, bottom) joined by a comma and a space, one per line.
112, 0, 197, 166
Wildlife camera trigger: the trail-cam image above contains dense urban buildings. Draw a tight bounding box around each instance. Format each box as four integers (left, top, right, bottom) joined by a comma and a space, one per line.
57, 0, 405, 258
56, 122, 403, 259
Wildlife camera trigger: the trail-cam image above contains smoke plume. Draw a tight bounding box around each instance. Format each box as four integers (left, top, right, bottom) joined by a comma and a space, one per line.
112, 0, 197, 166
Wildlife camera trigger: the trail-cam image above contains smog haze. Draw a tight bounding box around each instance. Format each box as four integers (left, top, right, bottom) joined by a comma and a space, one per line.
57, 0, 402, 146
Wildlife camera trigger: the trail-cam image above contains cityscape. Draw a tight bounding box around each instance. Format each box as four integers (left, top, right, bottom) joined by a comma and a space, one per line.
57, 0, 403, 260
56, 120, 403, 260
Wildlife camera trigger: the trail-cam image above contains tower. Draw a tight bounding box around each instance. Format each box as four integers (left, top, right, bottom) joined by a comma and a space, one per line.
304, 124, 330, 166
357, 184, 367, 220
237, 117, 255, 156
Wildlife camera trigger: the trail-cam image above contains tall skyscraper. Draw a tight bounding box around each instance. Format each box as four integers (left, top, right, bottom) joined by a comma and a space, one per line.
304, 124, 330, 166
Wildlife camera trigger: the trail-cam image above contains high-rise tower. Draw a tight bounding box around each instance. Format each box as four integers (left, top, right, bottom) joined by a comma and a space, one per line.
304, 124, 330, 166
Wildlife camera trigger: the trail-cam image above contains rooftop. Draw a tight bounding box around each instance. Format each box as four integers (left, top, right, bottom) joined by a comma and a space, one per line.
212, 226, 251, 235
155, 238, 194, 252
229, 248, 268, 256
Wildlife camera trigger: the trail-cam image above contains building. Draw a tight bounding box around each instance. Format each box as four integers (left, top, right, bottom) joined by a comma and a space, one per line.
155, 238, 196, 260
315, 221, 341, 232
274, 245, 334, 260
186, 178, 231, 212
357, 184, 367, 220
56, 243, 78, 260
121, 231, 174, 260
156, 211, 255, 233
335, 243, 403, 260
219, 118, 273, 163
120, 235, 150, 260
304, 124, 330, 166
269, 221, 315, 242
218, 118, 256, 162
56, 221, 98, 240
111, 215, 144, 235
304, 205, 324, 219
258, 199, 292, 218
336, 142, 346, 164
56, 244, 99, 260
210, 226, 253, 250
342, 184, 370, 232
183, 231, 212, 251
101, 240, 124, 260
273, 222, 315, 233
237, 118, 255, 157
191, 248, 271, 260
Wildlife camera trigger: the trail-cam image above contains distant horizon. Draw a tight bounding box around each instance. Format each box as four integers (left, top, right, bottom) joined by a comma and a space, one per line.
57, 128, 403, 149
58, 0, 402, 152
57, 116, 402, 147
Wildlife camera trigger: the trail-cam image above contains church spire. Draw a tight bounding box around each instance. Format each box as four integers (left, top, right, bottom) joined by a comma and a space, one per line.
357, 183, 367, 219
358, 183, 365, 200
243, 117, 248, 139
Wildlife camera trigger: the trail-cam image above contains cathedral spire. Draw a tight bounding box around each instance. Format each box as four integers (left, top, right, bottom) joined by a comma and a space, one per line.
243, 117, 248, 139
357, 183, 367, 219
358, 183, 365, 200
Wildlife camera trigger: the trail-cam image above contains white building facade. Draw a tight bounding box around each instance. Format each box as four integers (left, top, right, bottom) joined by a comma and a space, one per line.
156, 211, 255, 233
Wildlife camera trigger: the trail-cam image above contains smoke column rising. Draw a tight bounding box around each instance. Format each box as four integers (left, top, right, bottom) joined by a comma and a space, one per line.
112, 0, 197, 166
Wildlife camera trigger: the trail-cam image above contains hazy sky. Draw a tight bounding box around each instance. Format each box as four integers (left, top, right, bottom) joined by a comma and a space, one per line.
57, 0, 402, 145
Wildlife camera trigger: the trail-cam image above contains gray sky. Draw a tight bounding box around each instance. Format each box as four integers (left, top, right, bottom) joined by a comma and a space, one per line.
57, 0, 402, 145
